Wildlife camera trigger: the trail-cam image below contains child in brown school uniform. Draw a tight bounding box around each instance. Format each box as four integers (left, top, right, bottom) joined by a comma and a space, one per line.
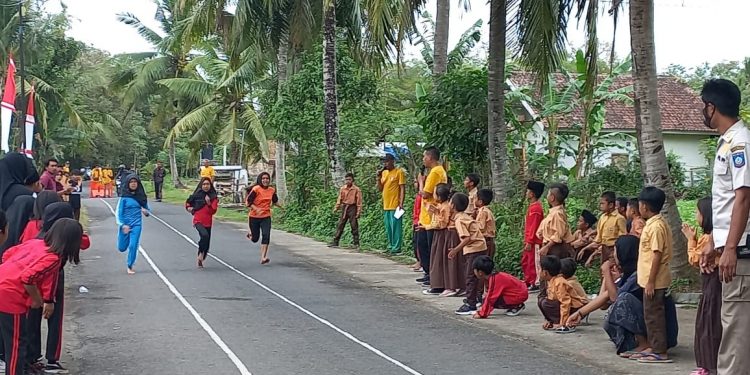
463, 173, 480, 218
444, 207, 466, 297
572, 209, 598, 261
581, 191, 627, 267
681, 197, 721, 374
475, 189, 496, 260
560, 258, 588, 301
449, 192, 487, 315
422, 184, 452, 296
616, 196, 630, 230
330, 173, 362, 249
628, 198, 646, 238
536, 183, 575, 261
538, 255, 587, 333
631, 186, 673, 363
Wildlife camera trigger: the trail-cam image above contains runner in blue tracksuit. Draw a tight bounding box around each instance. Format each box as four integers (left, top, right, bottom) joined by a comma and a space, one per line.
116, 174, 150, 274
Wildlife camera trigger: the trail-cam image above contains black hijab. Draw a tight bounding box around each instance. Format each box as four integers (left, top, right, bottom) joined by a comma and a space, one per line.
186, 177, 217, 211
0, 195, 34, 255
121, 174, 148, 208
33, 190, 61, 220
0, 153, 33, 210
38, 202, 74, 237
615, 235, 639, 280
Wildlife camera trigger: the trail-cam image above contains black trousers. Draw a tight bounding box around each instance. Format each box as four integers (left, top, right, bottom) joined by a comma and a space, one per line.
0, 311, 28, 375
154, 181, 163, 200
27, 270, 64, 364
249, 217, 272, 245
196, 224, 212, 256
417, 230, 434, 275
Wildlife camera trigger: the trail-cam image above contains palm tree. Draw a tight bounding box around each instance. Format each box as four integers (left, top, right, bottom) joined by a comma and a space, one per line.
487, 0, 509, 200
432, 0, 449, 77
629, 0, 689, 278
115, 0, 196, 188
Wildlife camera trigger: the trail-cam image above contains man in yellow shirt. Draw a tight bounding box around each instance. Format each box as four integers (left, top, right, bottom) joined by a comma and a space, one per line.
200, 159, 215, 180
378, 153, 406, 254
416, 146, 448, 285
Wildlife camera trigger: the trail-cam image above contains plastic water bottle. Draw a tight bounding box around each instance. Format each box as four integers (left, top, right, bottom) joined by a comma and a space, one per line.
78, 286, 89, 294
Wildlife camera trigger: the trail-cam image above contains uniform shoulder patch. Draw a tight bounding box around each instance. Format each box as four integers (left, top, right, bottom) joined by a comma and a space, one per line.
733, 150, 746, 168
732, 145, 746, 152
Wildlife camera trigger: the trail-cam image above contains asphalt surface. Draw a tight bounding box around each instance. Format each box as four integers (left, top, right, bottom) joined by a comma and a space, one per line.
65, 198, 596, 375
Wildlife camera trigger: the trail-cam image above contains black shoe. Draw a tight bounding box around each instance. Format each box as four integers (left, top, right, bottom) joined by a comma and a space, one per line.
422, 288, 444, 295
505, 303, 526, 316
416, 276, 429, 283
528, 285, 540, 293
421, 281, 431, 287
455, 303, 477, 315
327, 243, 340, 248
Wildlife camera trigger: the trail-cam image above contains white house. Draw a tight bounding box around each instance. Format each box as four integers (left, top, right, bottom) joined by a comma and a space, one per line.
508, 73, 715, 176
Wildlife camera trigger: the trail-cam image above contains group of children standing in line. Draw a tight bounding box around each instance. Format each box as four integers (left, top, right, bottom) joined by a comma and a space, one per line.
409, 147, 720, 370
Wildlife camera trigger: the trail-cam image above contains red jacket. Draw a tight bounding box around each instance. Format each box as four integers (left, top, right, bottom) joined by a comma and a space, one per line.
186, 198, 219, 227
0, 240, 60, 313
20, 219, 42, 244
19, 220, 91, 250
524, 201, 544, 245
478, 272, 529, 318
412, 194, 422, 226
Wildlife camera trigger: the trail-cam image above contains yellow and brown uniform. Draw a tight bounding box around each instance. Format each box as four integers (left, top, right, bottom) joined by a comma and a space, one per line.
332, 184, 362, 246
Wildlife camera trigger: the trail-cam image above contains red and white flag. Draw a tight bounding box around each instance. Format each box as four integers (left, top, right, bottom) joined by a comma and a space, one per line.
23, 86, 34, 158
1, 56, 16, 153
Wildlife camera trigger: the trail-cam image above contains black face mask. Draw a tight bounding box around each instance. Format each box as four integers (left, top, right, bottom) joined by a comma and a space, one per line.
703, 103, 715, 129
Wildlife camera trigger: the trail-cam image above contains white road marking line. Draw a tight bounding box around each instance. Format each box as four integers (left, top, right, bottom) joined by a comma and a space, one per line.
149, 212, 424, 375
100, 199, 252, 375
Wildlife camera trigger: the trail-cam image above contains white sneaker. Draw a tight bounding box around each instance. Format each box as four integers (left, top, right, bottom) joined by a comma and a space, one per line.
0, 359, 6, 371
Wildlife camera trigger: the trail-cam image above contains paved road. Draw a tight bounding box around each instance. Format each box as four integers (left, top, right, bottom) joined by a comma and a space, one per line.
64, 198, 597, 375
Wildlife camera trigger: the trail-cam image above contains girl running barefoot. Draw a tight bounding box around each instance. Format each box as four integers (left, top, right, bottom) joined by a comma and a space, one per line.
186, 178, 218, 268
246, 172, 282, 264
117, 175, 150, 274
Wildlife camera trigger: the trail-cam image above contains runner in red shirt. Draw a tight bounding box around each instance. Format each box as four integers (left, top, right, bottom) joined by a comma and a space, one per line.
0, 218, 82, 375
186, 177, 219, 268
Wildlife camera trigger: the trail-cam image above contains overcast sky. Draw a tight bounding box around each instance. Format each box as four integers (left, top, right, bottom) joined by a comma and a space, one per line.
45, 0, 750, 72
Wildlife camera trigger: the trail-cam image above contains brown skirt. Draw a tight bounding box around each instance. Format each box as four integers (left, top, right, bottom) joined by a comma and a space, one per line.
429, 229, 448, 289
695, 270, 722, 371
445, 228, 465, 290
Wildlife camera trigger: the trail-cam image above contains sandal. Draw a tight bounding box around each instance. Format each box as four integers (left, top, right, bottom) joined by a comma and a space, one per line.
618, 351, 640, 359
637, 353, 673, 363
628, 351, 652, 360
542, 322, 554, 331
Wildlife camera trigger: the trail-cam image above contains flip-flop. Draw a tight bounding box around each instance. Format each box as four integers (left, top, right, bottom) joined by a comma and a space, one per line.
628, 351, 652, 360
261, 258, 270, 265
618, 351, 640, 359
637, 353, 673, 363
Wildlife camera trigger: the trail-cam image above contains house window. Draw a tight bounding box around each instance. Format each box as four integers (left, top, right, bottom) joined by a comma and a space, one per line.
611, 153, 628, 169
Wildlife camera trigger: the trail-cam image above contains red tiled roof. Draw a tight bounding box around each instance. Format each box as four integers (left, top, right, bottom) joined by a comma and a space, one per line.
510, 72, 711, 133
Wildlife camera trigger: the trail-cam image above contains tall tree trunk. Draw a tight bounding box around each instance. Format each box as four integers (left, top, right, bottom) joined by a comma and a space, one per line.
547, 118, 558, 178
573, 110, 590, 179
168, 136, 184, 188
432, 0, 449, 77
322, 0, 346, 186
630, 0, 690, 279
487, 0, 510, 200
275, 37, 289, 204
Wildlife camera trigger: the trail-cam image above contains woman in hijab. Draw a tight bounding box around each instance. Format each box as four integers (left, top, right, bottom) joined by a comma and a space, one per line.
185, 177, 218, 268
565, 235, 678, 356
117, 174, 150, 274
246, 172, 282, 265
19, 191, 60, 243
0, 153, 33, 211
25, 203, 89, 373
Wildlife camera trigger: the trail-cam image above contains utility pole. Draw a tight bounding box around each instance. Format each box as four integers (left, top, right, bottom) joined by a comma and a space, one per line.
17, 1, 25, 151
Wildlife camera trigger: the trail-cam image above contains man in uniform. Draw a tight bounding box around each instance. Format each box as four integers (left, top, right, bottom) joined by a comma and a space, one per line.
377, 153, 406, 254
702, 79, 750, 375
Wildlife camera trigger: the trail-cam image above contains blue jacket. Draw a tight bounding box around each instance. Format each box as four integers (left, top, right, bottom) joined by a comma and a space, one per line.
116, 197, 151, 227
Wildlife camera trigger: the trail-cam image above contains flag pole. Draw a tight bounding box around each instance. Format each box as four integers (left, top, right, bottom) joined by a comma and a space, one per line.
17, 1, 26, 152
